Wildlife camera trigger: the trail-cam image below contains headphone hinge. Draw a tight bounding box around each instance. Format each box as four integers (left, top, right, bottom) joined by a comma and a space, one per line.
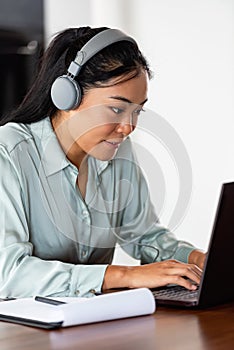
67, 61, 81, 77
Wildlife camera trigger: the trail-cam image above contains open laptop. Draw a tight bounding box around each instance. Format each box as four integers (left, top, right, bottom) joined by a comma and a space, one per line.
152, 182, 234, 308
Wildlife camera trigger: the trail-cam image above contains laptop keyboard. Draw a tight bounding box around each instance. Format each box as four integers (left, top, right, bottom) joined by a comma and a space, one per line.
152, 285, 199, 300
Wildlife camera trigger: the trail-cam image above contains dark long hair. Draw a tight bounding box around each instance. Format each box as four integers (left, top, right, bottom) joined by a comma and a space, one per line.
0, 26, 151, 126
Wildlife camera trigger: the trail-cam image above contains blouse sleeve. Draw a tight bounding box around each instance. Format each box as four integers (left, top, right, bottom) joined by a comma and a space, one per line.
117, 141, 195, 264
0, 145, 107, 298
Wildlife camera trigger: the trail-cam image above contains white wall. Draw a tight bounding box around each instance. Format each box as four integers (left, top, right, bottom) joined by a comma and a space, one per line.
44, 0, 91, 43
44, 0, 234, 264
44, 0, 131, 43
125, 0, 234, 263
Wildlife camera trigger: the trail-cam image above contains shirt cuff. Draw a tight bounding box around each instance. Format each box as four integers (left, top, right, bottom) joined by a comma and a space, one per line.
69, 264, 109, 297
173, 246, 195, 263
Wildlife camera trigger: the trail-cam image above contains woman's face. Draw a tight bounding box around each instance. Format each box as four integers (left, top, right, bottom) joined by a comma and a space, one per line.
55, 70, 148, 166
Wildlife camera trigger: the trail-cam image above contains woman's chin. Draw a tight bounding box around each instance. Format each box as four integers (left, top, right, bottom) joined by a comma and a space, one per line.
88, 142, 118, 161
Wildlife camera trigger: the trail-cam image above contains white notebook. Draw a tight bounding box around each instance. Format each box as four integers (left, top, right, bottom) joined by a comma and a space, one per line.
0, 288, 155, 329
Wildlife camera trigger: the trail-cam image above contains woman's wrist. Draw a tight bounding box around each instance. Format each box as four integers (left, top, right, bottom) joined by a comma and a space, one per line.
102, 265, 133, 291
188, 249, 206, 269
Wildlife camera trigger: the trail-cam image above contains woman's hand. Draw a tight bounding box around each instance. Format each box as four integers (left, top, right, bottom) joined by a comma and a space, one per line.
102, 259, 203, 291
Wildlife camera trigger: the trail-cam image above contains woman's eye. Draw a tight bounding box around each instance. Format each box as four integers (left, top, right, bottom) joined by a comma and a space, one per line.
134, 108, 145, 116
111, 107, 124, 115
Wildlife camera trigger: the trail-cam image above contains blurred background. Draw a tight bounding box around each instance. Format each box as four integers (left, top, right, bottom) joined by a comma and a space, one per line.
1, 0, 233, 264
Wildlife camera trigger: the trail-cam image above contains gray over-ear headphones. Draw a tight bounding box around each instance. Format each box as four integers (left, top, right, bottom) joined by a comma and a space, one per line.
50, 29, 136, 111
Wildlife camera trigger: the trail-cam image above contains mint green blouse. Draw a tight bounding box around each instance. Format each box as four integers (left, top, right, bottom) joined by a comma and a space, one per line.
0, 117, 195, 298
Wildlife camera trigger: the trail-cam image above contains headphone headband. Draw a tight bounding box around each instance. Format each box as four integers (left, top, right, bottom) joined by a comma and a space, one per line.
74, 29, 136, 66
51, 29, 137, 111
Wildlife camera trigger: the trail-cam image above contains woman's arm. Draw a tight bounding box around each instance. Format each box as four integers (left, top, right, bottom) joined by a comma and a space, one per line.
102, 258, 203, 291
0, 145, 107, 298
109, 140, 206, 290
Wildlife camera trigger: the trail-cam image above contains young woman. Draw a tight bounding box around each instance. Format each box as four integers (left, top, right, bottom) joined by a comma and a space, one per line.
0, 26, 205, 298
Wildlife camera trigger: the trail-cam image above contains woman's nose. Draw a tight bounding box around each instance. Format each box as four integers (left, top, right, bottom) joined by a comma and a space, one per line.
115, 115, 135, 136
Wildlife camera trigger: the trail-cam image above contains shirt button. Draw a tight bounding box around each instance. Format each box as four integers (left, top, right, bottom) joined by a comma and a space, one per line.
82, 210, 89, 217
89, 289, 96, 294
82, 250, 87, 257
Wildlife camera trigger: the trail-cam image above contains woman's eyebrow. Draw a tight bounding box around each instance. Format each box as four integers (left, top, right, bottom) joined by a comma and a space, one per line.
109, 96, 148, 105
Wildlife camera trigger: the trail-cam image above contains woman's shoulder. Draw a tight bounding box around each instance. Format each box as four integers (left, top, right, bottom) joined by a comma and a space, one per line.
0, 122, 32, 153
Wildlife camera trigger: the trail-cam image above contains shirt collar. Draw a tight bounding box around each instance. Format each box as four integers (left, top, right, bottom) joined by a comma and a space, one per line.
29, 117, 70, 177
91, 158, 110, 177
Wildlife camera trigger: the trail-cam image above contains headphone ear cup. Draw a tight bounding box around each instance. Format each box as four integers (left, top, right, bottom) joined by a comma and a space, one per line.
51, 75, 82, 110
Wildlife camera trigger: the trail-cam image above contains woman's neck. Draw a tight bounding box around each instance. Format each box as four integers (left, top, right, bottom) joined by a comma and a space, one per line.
50, 113, 86, 169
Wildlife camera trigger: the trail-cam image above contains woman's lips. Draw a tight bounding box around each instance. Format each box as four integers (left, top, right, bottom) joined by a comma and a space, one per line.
103, 140, 122, 149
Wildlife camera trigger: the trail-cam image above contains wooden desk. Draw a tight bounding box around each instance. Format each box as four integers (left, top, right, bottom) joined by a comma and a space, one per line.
0, 302, 234, 350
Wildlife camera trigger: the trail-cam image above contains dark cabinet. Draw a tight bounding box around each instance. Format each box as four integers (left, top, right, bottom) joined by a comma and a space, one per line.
0, 0, 44, 116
